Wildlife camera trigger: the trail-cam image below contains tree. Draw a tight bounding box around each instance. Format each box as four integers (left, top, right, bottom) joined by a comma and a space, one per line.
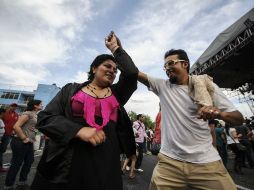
128, 111, 137, 122
142, 114, 155, 130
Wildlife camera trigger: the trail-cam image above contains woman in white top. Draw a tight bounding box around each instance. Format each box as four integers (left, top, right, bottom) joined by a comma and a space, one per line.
225, 124, 244, 174
4, 100, 43, 189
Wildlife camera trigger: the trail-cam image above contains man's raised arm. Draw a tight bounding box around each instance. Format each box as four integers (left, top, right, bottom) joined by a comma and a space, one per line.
138, 71, 149, 87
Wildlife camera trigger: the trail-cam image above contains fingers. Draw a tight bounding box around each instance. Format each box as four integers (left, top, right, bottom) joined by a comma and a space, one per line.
88, 129, 106, 146
97, 130, 106, 142
91, 134, 102, 145
105, 31, 114, 43
197, 106, 221, 121
105, 31, 122, 53
88, 137, 97, 146
76, 127, 96, 140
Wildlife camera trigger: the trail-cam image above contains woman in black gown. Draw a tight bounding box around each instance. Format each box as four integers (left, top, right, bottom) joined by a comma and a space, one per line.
30, 32, 138, 190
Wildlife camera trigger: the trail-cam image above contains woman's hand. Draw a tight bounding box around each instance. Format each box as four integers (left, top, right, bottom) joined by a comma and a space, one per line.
197, 106, 221, 121
105, 31, 121, 53
76, 127, 106, 146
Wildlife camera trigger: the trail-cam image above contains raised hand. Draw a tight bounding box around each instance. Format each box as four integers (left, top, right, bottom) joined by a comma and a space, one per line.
105, 31, 122, 53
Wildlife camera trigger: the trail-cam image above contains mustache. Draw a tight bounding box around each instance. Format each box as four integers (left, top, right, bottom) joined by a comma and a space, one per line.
165, 68, 174, 75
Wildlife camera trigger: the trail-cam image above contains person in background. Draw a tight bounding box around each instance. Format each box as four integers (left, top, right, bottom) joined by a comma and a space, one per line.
225, 123, 244, 174
4, 100, 43, 190
0, 103, 19, 173
146, 127, 154, 153
153, 106, 161, 145
236, 124, 254, 169
133, 114, 149, 172
150, 107, 161, 156
121, 124, 138, 179
251, 126, 254, 152
215, 120, 228, 168
0, 108, 6, 142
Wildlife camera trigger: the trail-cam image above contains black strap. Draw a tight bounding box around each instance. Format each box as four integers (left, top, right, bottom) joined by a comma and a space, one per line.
137, 122, 142, 131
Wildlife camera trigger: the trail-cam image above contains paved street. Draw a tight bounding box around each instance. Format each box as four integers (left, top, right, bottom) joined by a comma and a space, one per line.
0, 150, 254, 190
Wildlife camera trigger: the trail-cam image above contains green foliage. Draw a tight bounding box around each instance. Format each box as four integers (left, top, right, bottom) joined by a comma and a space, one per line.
128, 111, 137, 122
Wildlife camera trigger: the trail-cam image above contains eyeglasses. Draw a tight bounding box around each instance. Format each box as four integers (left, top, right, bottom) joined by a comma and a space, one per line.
163, 60, 186, 70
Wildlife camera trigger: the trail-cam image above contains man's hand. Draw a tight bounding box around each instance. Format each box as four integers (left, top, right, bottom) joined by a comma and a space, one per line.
197, 106, 221, 121
105, 31, 122, 53
76, 127, 106, 146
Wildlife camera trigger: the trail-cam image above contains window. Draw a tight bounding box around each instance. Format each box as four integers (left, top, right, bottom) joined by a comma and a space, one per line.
23, 96, 34, 104
0, 92, 19, 99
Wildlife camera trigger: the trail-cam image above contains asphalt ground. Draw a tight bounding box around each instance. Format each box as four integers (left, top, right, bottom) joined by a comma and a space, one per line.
0, 150, 254, 190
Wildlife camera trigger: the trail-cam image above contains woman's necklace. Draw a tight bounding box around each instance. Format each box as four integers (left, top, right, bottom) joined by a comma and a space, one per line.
87, 84, 110, 98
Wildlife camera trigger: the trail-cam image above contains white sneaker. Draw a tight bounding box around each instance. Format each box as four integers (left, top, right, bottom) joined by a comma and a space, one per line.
135, 168, 144, 172
126, 166, 130, 171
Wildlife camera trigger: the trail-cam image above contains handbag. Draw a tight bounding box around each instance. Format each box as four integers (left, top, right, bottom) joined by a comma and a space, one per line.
236, 143, 247, 152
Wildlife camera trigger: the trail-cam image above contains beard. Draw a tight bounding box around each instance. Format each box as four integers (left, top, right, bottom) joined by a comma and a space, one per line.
169, 76, 178, 84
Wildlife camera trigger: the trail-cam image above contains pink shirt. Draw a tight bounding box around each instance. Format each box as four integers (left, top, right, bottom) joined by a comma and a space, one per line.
71, 90, 119, 130
133, 120, 147, 143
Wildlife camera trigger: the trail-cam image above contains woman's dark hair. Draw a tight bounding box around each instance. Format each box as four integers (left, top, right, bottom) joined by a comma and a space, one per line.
26, 99, 42, 111
164, 49, 190, 72
87, 54, 116, 81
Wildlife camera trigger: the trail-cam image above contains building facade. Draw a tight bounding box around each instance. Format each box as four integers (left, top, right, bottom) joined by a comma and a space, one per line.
0, 84, 60, 113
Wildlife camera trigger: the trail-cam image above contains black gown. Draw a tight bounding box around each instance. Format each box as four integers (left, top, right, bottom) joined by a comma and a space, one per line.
31, 47, 138, 190
32, 119, 123, 190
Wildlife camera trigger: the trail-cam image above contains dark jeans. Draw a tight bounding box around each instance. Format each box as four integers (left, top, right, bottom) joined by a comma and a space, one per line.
0, 134, 12, 167
228, 143, 244, 171
147, 140, 152, 152
135, 142, 144, 169
240, 140, 254, 167
217, 144, 228, 167
143, 139, 147, 153
5, 137, 34, 186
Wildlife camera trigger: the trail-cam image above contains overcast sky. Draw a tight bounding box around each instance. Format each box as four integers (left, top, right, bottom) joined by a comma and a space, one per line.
0, 0, 253, 119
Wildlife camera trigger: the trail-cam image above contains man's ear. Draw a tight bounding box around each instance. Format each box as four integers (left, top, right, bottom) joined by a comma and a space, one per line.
183, 61, 189, 69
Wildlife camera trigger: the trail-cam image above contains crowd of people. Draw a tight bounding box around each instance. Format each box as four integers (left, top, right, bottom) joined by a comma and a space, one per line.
0, 31, 253, 190
0, 101, 43, 190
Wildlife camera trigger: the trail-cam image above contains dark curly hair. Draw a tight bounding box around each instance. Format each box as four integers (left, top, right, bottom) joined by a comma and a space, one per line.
87, 54, 116, 81
26, 99, 42, 111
